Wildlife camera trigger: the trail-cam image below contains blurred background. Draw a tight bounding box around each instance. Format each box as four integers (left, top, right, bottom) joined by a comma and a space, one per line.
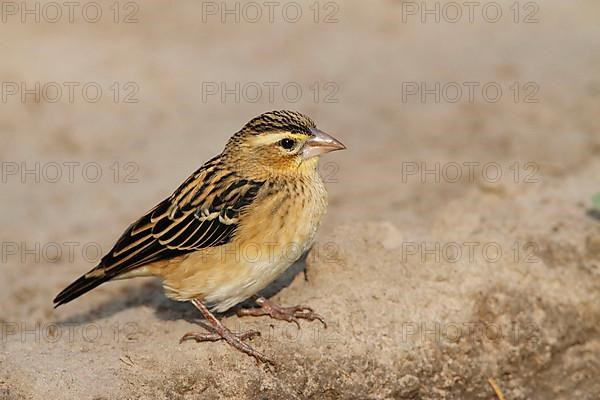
1, 0, 600, 398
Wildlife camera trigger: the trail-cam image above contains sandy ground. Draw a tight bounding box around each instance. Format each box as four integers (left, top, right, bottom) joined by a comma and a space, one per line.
1, 0, 600, 398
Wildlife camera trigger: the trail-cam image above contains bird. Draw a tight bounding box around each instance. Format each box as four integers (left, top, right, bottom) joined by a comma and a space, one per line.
53, 110, 346, 364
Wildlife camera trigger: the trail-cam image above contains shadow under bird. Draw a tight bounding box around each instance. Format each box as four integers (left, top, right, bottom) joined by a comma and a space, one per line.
53, 110, 346, 364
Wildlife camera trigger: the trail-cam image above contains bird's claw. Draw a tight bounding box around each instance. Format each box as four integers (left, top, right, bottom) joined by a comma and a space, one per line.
273, 305, 327, 329
180, 329, 273, 365
179, 329, 261, 344
237, 298, 328, 329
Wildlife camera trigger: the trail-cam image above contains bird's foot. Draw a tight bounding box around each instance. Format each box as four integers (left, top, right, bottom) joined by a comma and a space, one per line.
180, 327, 260, 343
237, 297, 327, 329
182, 299, 274, 365
180, 326, 272, 365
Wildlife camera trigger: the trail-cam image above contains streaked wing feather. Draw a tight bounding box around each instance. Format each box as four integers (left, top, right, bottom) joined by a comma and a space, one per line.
96, 161, 264, 278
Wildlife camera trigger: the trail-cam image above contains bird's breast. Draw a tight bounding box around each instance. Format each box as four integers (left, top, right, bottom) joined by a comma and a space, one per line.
157, 175, 329, 312
238, 176, 328, 260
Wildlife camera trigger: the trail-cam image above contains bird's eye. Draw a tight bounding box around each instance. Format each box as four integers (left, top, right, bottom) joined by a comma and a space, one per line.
279, 138, 296, 150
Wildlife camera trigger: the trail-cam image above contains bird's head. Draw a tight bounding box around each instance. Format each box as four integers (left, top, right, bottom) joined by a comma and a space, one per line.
225, 110, 346, 179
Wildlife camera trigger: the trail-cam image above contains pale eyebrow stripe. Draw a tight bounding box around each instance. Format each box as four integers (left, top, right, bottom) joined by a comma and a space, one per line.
248, 133, 301, 146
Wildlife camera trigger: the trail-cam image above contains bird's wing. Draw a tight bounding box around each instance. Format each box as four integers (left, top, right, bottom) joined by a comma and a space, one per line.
54, 159, 264, 306
103, 166, 264, 272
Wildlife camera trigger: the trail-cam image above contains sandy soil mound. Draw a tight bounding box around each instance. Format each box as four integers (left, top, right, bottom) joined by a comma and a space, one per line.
2, 0, 600, 398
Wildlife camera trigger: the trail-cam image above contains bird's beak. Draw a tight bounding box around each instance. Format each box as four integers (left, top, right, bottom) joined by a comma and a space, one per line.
302, 128, 346, 159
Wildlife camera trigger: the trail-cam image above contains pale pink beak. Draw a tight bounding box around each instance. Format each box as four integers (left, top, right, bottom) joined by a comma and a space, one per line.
302, 128, 346, 159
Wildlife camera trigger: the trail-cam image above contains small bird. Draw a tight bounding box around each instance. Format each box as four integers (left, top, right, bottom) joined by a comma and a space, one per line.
54, 110, 345, 364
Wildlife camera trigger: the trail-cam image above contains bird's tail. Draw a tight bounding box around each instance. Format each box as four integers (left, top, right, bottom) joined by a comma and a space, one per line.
53, 269, 111, 308
53, 263, 153, 307
53, 263, 120, 307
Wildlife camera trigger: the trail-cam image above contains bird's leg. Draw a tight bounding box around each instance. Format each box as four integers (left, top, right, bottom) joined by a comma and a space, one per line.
180, 299, 273, 365
237, 297, 327, 329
